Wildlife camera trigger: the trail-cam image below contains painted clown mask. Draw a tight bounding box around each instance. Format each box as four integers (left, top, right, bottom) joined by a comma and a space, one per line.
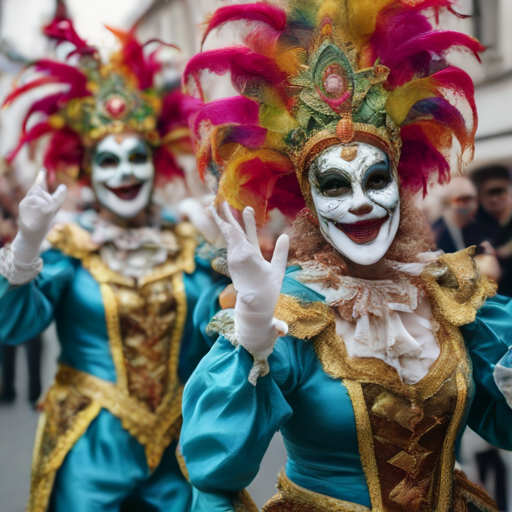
91, 134, 155, 219
309, 143, 400, 266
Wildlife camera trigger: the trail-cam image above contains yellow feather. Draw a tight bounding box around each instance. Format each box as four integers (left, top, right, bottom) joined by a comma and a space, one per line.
259, 87, 299, 133
345, 0, 395, 51
218, 149, 293, 224
275, 46, 307, 76
386, 78, 439, 126
316, 0, 395, 64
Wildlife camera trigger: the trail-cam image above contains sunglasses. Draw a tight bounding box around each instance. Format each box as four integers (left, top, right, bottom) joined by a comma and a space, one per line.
483, 187, 509, 198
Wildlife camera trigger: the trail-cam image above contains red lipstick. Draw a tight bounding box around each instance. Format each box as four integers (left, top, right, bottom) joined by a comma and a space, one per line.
106, 183, 143, 201
335, 215, 388, 244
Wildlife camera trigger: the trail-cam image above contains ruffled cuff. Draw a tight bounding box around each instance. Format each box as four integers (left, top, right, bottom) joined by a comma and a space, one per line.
206, 309, 270, 385
0, 246, 43, 285
494, 348, 512, 409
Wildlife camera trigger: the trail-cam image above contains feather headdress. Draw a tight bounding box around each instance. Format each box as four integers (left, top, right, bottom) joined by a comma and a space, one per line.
184, 0, 484, 224
6, 11, 190, 185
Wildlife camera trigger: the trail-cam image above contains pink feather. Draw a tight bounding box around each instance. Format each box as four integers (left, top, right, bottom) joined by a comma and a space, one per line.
371, 2, 484, 86
184, 96, 260, 136
399, 124, 451, 194
183, 47, 288, 96
201, 3, 287, 48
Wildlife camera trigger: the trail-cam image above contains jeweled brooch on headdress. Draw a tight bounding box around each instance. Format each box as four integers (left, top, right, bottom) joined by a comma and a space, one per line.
5, 12, 190, 185
183, 0, 484, 224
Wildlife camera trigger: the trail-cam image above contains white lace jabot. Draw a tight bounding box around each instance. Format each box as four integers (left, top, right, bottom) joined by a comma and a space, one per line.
296, 263, 440, 385
89, 217, 179, 279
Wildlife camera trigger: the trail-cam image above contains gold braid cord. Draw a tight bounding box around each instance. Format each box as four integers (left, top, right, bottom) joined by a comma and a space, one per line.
262, 249, 498, 512
28, 222, 197, 512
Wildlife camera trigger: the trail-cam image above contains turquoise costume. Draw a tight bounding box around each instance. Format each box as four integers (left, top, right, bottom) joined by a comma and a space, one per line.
0, 219, 214, 512
182, 250, 512, 512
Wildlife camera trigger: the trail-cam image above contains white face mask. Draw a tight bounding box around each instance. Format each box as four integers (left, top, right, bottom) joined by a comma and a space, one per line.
309, 143, 400, 266
91, 135, 155, 219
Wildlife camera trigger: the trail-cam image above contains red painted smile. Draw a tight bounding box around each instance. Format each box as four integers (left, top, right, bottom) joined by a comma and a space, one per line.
335, 215, 388, 244
106, 183, 143, 201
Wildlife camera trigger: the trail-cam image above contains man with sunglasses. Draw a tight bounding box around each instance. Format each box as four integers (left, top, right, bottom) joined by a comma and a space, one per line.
471, 164, 512, 296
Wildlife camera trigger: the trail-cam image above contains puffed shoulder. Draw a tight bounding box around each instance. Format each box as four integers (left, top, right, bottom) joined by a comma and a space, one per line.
422, 247, 497, 327
47, 223, 98, 260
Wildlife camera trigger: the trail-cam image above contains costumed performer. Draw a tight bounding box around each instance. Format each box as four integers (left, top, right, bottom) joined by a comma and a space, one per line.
0, 13, 215, 512
179, 1, 512, 511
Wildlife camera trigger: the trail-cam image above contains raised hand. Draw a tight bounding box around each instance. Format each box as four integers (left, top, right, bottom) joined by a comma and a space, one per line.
178, 195, 226, 248
12, 170, 67, 265
213, 202, 289, 358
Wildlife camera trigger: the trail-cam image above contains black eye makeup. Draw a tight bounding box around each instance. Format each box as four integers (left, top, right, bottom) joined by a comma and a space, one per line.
128, 140, 149, 164
314, 168, 352, 197
129, 152, 148, 164
363, 161, 391, 192
95, 151, 120, 168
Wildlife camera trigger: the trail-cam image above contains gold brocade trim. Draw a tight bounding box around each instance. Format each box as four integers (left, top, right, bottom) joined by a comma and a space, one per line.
233, 490, 259, 512
99, 283, 129, 391
46, 223, 99, 260
53, 365, 184, 460
262, 469, 372, 512
343, 381, 384, 512
423, 247, 496, 327
453, 470, 500, 512
175, 444, 190, 481
48, 221, 198, 288
436, 372, 469, 512
313, 316, 463, 401
274, 294, 333, 340
309, 249, 493, 401
29, 400, 102, 512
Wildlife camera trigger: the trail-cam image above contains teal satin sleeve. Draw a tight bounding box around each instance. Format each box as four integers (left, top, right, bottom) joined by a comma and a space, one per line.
461, 295, 512, 450
181, 335, 297, 498
0, 249, 75, 345
178, 262, 220, 383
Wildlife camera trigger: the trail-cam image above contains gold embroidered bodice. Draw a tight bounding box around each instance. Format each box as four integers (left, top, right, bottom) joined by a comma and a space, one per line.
111, 277, 178, 411
48, 221, 197, 409
272, 248, 497, 512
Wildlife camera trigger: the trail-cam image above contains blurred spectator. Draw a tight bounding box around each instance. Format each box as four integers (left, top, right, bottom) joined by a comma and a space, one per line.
432, 176, 502, 283
432, 176, 486, 252
0, 168, 42, 404
471, 165, 512, 296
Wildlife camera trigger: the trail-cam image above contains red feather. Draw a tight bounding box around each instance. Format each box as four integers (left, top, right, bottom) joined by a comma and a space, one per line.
43, 14, 97, 57
43, 129, 84, 182
21, 92, 65, 134
106, 26, 160, 89
7, 122, 55, 164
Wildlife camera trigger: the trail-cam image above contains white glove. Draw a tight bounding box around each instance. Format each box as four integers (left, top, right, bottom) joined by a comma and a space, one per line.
178, 195, 226, 248
213, 202, 289, 362
11, 170, 67, 265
